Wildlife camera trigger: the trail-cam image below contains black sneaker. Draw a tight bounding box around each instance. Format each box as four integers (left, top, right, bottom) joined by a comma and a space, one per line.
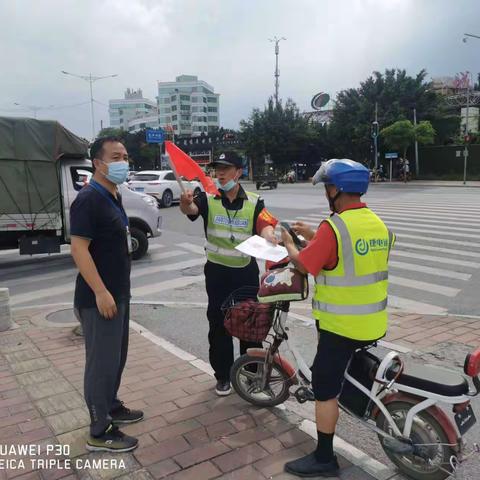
215, 380, 232, 396
86, 424, 138, 453
110, 402, 144, 425
285, 452, 339, 478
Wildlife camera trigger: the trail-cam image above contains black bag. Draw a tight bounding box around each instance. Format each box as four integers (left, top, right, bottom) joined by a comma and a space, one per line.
338, 350, 380, 418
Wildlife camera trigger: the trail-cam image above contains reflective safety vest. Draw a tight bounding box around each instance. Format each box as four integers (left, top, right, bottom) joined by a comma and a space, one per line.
312, 208, 395, 341
205, 192, 259, 268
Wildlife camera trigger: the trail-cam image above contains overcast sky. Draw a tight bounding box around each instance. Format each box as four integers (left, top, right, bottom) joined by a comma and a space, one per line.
0, 0, 479, 139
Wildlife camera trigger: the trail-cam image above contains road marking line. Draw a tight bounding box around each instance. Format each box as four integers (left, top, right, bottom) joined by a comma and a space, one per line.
388, 261, 471, 280
178, 242, 205, 255
394, 242, 480, 259
131, 275, 205, 296
390, 250, 480, 268
388, 295, 447, 314
295, 217, 480, 239
10, 258, 206, 306
389, 275, 460, 297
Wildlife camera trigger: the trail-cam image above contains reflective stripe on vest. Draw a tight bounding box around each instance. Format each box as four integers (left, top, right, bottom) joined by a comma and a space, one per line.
312, 209, 394, 341
312, 298, 388, 315
206, 191, 258, 267
204, 241, 250, 257
206, 228, 251, 241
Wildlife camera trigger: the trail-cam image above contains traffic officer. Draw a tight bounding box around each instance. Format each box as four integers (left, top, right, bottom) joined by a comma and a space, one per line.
180, 151, 278, 396
281, 159, 394, 477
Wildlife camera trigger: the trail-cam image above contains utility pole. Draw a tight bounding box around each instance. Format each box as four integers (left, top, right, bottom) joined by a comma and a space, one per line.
13, 102, 54, 118
463, 83, 471, 185
269, 37, 286, 106
61, 70, 118, 140
413, 107, 419, 176
372, 102, 379, 170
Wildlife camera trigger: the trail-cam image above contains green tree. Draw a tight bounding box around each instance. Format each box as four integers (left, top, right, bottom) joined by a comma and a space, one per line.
329, 69, 443, 162
97, 127, 124, 138
240, 97, 329, 174
381, 119, 435, 160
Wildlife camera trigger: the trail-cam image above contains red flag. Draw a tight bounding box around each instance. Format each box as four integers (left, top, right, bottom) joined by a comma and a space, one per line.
165, 141, 219, 195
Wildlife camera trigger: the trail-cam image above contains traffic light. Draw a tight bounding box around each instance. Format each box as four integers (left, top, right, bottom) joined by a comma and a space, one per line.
371, 121, 379, 138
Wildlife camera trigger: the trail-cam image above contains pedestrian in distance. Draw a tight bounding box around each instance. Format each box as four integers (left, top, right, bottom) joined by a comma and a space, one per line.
179, 151, 278, 396
70, 136, 143, 453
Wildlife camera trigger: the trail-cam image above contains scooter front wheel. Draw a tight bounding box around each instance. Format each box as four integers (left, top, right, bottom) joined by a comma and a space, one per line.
376, 401, 456, 480
230, 354, 292, 407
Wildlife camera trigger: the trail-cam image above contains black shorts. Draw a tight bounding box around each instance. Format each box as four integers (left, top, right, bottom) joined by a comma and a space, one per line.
312, 330, 374, 401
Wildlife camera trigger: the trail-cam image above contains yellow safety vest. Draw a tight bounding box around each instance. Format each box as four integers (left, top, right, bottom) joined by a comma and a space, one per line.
312, 208, 395, 341
205, 192, 258, 268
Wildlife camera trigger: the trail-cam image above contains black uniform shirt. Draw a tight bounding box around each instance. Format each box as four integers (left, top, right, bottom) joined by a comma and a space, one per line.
70, 184, 131, 309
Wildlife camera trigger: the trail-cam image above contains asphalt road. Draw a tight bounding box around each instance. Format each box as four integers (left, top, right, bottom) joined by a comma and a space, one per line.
2, 182, 480, 477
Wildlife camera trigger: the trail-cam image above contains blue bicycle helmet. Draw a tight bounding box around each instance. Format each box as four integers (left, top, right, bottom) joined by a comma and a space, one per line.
312, 159, 370, 195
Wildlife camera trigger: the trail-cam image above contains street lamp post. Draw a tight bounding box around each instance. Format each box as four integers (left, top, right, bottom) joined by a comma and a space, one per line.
413, 107, 419, 177
61, 71, 118, 139
372, 102, 379, 170
13, 102, 54, 118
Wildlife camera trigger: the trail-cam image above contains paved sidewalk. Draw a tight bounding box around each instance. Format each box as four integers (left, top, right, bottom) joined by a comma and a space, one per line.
386, 311, 480, 348
0, 306, 385, 480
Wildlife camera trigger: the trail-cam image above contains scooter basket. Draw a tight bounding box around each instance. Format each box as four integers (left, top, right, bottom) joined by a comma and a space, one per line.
222, 286, 275, 343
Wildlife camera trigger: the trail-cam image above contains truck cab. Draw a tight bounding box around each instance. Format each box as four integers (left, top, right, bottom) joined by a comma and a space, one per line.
61, 159, 162, 260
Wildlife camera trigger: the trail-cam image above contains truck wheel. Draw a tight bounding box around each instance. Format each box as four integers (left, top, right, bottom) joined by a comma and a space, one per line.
130, 227, 148, 260
256, 183, 261, 190
161, 189, 173, 208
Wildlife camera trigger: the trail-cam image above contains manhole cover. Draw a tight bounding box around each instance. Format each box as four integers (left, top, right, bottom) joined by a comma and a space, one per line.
46, 308, 78, 325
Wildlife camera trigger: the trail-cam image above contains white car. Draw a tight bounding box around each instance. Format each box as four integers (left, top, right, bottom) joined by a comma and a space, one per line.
128, 170, 204, 208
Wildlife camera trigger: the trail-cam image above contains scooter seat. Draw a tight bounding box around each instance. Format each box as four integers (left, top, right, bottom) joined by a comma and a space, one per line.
386, 364, 469, 397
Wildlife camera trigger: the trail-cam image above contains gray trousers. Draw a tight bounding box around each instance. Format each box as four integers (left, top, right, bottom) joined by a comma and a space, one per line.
77, 303, 129, 437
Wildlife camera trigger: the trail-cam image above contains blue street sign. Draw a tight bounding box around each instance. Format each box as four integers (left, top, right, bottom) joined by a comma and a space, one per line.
385, 152, 398, 159
146, 129, 165, 144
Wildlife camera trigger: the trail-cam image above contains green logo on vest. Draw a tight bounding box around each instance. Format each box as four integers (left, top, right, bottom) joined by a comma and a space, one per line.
355, 239, 369, 256
355, 238, 389, 256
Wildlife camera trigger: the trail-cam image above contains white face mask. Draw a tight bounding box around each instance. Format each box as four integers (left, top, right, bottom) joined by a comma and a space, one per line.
215, 178, 237, 192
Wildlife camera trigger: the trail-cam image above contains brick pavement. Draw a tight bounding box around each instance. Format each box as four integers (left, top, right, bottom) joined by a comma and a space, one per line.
385, 312, 480, 349
0, 307, 382, 480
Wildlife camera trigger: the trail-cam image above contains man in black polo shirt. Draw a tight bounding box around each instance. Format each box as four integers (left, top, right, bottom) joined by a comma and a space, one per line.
179, 151, 278, 396
70, 137, 142, 452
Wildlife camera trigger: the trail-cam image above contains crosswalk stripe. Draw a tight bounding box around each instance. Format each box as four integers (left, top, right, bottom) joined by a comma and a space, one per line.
297, 215, 480, 235
388, 261, 471, 280
284, 219, 480, 248
10, 284, 74, 306
394, 242, 480, 259
9, 254, 205, 306
390, 250, 479, 268
366, 202, 480, 212
387, 295, 447, 314
134, 250, 188, 264
384, 223, 480, 240
366, 208, 480, 222
178, 242, 205, 255
1, 268, 77, 288
303, 212, 480, 228
389, 275, 460, 297
131, 275, 205, 296
393, 233, 480, 249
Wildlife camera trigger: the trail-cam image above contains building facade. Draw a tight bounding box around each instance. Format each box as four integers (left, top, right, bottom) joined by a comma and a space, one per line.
157, 75, 220, 136
109, 88, 158, 130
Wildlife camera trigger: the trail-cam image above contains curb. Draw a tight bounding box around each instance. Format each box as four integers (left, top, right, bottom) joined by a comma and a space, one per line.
15, 302, 399, 480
